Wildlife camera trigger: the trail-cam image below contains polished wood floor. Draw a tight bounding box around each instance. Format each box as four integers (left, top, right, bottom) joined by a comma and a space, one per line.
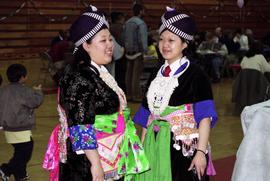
0, 58, 243, 180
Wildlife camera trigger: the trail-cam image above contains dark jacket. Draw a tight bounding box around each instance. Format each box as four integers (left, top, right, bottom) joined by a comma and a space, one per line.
59, 64, 120, 127
0, 83, 44, 131
232, 69, 270, 115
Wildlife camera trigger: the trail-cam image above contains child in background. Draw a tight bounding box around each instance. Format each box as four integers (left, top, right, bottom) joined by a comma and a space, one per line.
147, 35, 158, 60
0, 64, 44, 181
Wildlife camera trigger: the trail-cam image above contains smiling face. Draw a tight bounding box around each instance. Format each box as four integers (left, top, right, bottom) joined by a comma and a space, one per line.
159, 30, 187, 64
83, 28, 114, 66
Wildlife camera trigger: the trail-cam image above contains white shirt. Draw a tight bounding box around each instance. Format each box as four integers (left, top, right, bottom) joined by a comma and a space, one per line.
240, 54, 270, 74
163, 57, 188, 77
234, 34, 249, 51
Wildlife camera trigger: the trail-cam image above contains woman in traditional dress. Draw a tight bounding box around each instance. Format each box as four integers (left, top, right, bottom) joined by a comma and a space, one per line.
46, 5, 149, 181
133, 7, 218, 181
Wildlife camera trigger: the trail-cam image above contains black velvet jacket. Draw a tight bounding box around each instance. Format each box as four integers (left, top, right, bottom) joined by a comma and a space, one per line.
59, 64, 120, 127
142, 62, 213, 108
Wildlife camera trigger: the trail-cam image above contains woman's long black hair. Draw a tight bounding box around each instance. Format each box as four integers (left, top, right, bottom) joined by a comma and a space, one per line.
70, 27, 109, 75
246, 41, 263, 58
71, 38, 99, 75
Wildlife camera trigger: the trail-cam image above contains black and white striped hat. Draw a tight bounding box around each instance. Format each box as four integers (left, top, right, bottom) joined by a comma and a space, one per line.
159, 7, 196, 42
69, 5, 109, 48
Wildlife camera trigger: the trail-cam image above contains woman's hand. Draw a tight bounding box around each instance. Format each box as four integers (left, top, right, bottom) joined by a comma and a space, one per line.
141, 128, 147, 143
85, 149, 104, 181
189, 117, 211, 180
91, 163, 104, 181
188, 151, 207, 180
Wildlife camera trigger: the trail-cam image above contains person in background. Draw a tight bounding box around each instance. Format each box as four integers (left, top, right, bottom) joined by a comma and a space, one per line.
147, 35, 158, 60
133, 7, 218, 181
102, 12, 125, 79
245, 28, 255, 48
222, 29, 240, 56
105, 36, 124, 77
214, 26, 224, 43
110, 12, 127, 92
233, 28, 249, 57
123, 3, 148, 101
240, 41, 270, 74
51, 30, 67, 48
0, 64, 44, 181
48, 30, 72, 74
197, 32, 228, 83
110, 12, 125, 46
53, 5, 148, 181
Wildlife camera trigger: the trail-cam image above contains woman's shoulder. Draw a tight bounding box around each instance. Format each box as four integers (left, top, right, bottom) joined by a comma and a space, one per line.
60, 65, 97, 87
179, 62, 211, 85
255, 54, 267, 60
186, 62, 207, 77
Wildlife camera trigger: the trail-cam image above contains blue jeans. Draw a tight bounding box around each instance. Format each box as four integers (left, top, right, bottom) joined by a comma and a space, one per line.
211, 57, 223, 79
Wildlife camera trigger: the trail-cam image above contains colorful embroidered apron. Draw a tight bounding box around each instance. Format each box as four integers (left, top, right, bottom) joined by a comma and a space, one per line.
137, 104, 215, 181
94, 108, 149, 180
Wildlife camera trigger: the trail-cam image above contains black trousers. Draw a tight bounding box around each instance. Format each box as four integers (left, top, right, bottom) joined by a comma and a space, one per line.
59, 138, 92, 181
0, 138, 33, 181
125, 55, 144, 101
171, 139, 209, 181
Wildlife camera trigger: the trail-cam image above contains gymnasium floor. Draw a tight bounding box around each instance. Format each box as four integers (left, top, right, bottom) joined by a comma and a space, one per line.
0, 58, 243, 180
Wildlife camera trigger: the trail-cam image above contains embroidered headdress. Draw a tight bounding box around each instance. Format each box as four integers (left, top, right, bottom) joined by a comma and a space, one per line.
159, 6, 196, 42
69, 5, 109, 48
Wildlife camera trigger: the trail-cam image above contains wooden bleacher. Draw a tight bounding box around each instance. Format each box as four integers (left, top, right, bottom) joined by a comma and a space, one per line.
0, 0, 269, 61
